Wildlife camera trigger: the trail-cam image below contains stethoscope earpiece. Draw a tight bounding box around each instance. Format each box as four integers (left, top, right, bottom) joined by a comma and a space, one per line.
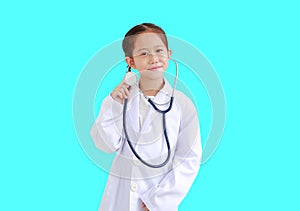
127, 65, 132, 72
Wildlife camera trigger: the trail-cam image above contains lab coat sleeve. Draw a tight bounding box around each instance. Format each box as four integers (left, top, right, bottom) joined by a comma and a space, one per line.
140, 98, 202, 211
90, 95, 124, 153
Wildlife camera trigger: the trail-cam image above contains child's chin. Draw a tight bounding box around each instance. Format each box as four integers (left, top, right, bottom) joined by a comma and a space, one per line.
141, 71, 164, 79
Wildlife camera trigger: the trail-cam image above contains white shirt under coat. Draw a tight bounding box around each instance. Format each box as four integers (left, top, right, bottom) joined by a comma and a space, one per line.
90, 79, 202, 211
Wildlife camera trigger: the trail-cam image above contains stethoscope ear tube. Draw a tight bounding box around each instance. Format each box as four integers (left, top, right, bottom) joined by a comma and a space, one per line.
123, 93, 171, 168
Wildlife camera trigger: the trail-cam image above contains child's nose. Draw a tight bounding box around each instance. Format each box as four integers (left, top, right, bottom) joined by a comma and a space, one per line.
148, 53, 159, 63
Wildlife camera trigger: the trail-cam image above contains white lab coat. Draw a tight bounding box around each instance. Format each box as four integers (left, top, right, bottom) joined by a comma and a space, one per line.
90, 79, 202, 211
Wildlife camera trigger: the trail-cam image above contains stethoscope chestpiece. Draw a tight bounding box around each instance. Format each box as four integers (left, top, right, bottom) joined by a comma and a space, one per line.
125, 71, 138, 86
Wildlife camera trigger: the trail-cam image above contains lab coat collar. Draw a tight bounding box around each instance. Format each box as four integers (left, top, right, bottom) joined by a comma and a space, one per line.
129, 78, 173, 103
126, 78, 173, 132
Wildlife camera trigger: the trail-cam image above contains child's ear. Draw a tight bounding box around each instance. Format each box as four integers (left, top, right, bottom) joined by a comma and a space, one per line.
125, 57, 135, 69
168, 49, 172, 58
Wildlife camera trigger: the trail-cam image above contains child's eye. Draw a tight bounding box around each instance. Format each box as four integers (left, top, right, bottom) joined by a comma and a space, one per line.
140, 52, 149, 56
156, 49, 164, 53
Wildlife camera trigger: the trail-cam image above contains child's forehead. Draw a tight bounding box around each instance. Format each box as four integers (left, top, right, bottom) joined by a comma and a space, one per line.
133, 33, 166, 49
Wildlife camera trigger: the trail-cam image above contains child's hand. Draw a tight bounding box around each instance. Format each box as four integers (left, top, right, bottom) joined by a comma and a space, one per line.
142, 202, 149, 211
110, 80, 131, 104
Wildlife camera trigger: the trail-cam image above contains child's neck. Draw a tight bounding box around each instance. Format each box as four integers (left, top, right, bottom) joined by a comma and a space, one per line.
139, 78, 164, 96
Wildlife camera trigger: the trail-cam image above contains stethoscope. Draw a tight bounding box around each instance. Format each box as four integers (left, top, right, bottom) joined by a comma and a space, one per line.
123, 58, 179, 168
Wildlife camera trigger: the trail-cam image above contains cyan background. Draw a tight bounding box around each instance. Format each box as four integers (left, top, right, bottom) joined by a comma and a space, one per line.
0, 0, 299, 210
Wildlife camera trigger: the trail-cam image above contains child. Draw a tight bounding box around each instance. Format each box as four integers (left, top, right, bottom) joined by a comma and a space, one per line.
90, 23, 202, 211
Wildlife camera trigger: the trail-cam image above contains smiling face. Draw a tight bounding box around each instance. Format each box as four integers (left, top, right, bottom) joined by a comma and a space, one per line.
126, 33, 172, 81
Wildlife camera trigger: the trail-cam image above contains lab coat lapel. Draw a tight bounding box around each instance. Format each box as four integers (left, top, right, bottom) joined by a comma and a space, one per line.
137, 79, 173, 144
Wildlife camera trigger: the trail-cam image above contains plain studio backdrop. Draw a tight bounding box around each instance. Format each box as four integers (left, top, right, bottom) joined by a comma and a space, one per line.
0, 0, 299, 210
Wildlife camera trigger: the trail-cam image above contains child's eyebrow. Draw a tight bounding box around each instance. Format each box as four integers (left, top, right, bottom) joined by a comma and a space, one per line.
136, 48, 149, 52
154, 44, 164, 48
136, 45, 165, 52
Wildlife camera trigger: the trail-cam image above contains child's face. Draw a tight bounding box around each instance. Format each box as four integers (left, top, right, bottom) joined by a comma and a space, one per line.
126, 33, 172, 81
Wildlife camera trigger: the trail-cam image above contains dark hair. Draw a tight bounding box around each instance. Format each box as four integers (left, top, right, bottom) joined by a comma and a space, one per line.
122, 23, 168, 57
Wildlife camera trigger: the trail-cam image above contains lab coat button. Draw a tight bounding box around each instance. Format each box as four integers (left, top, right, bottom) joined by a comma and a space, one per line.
131, 183, 138, 192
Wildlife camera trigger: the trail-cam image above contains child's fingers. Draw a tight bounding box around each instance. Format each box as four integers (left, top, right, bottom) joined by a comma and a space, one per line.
117, 86, 129, 99
110, 81, 132, 104
115, 90, 123, 99
121, 81, 130, 91
121, 84, 130, 97
141, 202, 149, 211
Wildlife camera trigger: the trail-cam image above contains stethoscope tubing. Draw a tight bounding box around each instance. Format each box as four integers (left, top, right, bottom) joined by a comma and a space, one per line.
123, 58, 178, 168
123, 96, 171, 168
